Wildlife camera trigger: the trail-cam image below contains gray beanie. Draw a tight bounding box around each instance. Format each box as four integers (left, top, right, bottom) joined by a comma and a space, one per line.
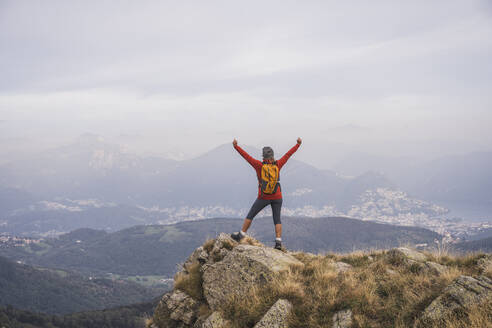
262, 146, 274, 159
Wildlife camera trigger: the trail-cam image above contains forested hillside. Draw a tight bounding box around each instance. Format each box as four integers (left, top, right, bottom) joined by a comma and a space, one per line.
454, 236, 492, 253
0, 217, 440, 278
0, 256, 160, 314
0, 299, 158, 328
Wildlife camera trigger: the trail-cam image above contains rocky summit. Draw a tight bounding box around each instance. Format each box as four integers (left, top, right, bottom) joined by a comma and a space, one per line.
148, 234, 492, 328
150, 233, 301, 328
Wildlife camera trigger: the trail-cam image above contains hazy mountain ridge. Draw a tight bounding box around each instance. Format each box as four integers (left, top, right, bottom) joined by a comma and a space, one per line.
2, 135, 491, 242
0, 217, 440, 279
0, 135, 428, 209
0, 186, 455, 239
0, 134, 179, 206
398, 152, 492, 204
0, 136, 460, 237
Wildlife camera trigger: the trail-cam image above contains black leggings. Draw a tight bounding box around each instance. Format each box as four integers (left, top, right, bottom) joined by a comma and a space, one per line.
246, 198, 283, 225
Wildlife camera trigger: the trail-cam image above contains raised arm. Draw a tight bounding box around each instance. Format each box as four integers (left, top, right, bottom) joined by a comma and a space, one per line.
277, 138, 302, 169
233, 139, 262, 169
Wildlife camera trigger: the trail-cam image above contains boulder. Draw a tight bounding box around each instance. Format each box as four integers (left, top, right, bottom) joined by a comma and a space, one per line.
332, 309, 353, 328
415, 275, 492, 327
254, 299, 293, 328
168, 290, 200, 325
390, 247, 427, 262
202, 244, 303, 310
424, 261, 448, 275
201, 311, 230, 328
154, 290, 200, 327
205, 233, 237, 263
332, 262, 352, 273
477, 255, 492, 274
184, 246, 209, 270
386, 268, 397, 275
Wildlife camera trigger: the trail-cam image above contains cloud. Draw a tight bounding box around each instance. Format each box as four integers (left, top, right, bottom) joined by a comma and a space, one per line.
0, 0, 491, 165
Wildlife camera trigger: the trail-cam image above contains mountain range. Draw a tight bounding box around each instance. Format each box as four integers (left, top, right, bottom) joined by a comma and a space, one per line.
334, 150, 492, 220
0, 217, 440, 279
0, 133, 465, 236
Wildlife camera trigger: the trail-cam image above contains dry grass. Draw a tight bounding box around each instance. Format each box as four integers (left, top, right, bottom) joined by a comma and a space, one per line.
198, 303, 212, 319
169, 236, 490, 328
219, 250, 490, 328
415, 297, 492, 328
174, 261, 204, 301
144, 317, 153, 328
241, 235, 264, 247
484, 263, 492, 279
426, 252, 486, 276
203, 238, 215, 253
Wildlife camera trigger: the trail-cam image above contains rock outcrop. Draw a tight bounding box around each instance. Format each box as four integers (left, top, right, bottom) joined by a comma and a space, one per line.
332, 261, 352, 273
388, 247, 427, 262
152, 233, 303, 328
332, 309, 353, 328
151, 235, 491, 328
153, 290, 200, 328
415, 275, 492, 327
201, 311, 230, 328
386, 247, 450, 276
424, 261, 448, 275
203, 244, 303, 310
253, 299, 293, 328
478, 254, 492, 274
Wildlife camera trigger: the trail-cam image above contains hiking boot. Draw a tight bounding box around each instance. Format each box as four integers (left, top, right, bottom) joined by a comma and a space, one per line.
231, 232, 245, 242
274, 240, 282, 250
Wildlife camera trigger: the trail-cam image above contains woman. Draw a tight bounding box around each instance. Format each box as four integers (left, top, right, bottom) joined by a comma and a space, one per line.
231, 137, 302, 250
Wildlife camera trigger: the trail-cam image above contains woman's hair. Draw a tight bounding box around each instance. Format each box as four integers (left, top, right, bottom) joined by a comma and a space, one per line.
262, 146, 274, 159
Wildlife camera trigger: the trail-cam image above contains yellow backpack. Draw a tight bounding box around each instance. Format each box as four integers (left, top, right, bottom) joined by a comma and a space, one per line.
259, 161, 280, 195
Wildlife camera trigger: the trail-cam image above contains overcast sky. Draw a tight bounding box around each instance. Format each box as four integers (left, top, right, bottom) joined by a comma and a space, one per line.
1, 0, 491, 168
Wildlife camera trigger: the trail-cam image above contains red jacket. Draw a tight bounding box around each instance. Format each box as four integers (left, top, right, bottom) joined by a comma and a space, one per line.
234, 143, 300, 200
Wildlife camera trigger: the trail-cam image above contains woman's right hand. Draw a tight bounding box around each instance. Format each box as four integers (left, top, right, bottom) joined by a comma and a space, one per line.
233, 139, 238, 146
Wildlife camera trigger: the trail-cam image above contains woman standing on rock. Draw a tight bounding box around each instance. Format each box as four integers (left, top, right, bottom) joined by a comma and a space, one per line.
231, 138, 302, 250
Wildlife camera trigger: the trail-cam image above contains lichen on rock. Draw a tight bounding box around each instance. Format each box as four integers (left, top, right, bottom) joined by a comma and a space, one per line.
202, 244, 303, 310
387, 247, 427, 262
332, 261, 353, 273
253, 299, 293, 328
153, 290, 200, 328
152, 233, 303, 327
333, 309, 353, 328
414, 275, 492, 327
200, 311, 230, 328
151, 232, 491, 328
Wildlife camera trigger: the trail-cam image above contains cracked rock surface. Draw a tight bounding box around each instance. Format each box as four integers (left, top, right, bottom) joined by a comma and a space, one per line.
415, 275, 492, 327
202, 244, 303, 310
